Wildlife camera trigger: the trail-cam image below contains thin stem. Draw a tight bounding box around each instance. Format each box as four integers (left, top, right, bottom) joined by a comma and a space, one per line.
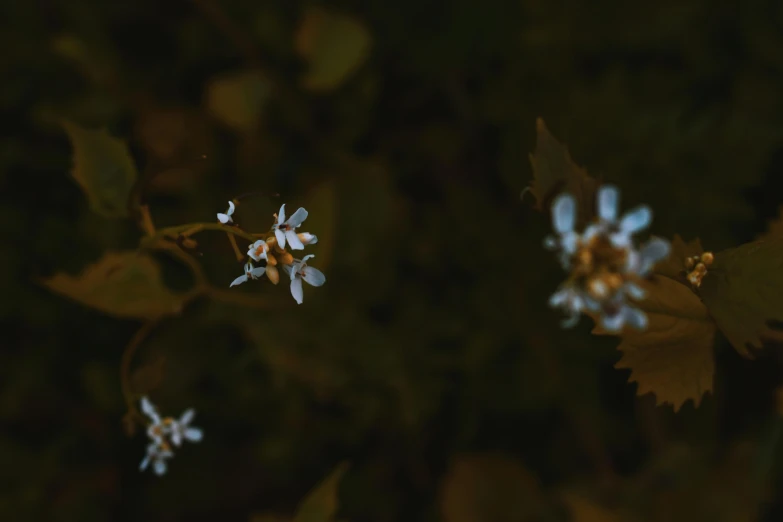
120, 320, 159, 427
227, 233, 244, 262
140, 204, 156, 237
140, 222, 261, 248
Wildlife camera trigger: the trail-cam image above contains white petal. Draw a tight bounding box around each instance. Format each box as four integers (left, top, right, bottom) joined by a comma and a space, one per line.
302, 266, 326, 287
281, 263, 294, 278
602, 312, 625, 332
583, 224, 602, 241
139, 455, 150, 471
597, 185, 619, 222
179, 409, 195, 425
301, 254, 315, 263
552, 194, 576, 234
286, 229, 304, 250
227, 201, 235, 216
624, 282, 647, 301
548, 288, 569, 307
287, 207, 308, 227
184, 427, 203, 442
624, 307, 648, 330
249, 267, 266, 278
298, 232, 318, 245
171, 430, 183, 447
217, 213, 231, 224
140, 397, 160, 423
275, 228, 286, 248
638, 237, 671, 274
543, 236, 558, 250
277, 204, 286, 225
153, 458, 167, 476
290, 276, 304, 304
619, 206, 652, 235
561, 231, 579, 255
230, 274, 249, 287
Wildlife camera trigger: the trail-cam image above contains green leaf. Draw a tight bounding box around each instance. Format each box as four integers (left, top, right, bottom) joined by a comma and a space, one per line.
62, 120, 138, 218
205, 70, 271, 132
295, 8, 372, 91
42, 251, 186, 320
527, 118, 600, 228
293, 462, 349, 522
700, 237, 783, 358
592, 275, 716, 411
439, 453, 553, 522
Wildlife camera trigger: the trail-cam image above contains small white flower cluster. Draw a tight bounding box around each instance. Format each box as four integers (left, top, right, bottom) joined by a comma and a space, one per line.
220, 202, 326, 304
545, 185, 670, 332
139, 396, 202, 476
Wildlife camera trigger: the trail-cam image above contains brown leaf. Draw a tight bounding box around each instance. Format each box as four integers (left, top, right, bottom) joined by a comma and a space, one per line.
527, 118, 600, 228
42, 251, 186, 320
592, 275, 716, 411
440, 453, 548, 522
700, 236, 783, 358
653, 234, 704, 281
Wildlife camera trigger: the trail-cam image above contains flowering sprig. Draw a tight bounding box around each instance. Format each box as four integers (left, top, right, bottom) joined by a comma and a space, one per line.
139, 396, 202, 476
545, 185, 670, 332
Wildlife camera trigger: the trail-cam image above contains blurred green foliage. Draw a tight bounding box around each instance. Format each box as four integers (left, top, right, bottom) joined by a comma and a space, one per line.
3, 0, 783, 521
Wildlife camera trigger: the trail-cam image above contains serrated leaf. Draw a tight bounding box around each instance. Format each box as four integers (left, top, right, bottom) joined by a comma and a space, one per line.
205, 70, 271, 132
592, 275, 716, 411
440, 453, 551, 522
527, 118, 600, 228
42, 251, 186, 320
62, 120, 138, 218
303, 181, 336, 274
654, 234, 704, 281
293, 462, 349, 522
700, 237, 783, 358
295, 8, 371, 91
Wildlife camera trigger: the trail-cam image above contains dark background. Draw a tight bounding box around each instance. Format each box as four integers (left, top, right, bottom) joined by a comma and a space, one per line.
2, 0, 783, 520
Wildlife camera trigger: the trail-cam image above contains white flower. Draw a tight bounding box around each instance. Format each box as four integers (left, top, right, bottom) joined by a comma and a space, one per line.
217, 201, 235, 224
141, 396, 166, 445
297, 232, 318, 246
545, 185, 670, 333
169, 408, 203, 447
248, 239, 270, 262
281, 254, 326, 304
230, 261, 266, 287
273, 204, 308, 250
139, 442, 174, 476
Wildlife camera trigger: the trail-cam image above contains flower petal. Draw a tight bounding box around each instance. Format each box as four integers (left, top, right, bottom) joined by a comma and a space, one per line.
298, 232, 318, 245
275, 228, 286, 248
277, 204, 286, 225
624, 282, 647, 301
171, 430, 183, 447
184, 427, 203, 442
179, 408, 195, 425
230, 274, 248, 287
217, 213, 231, 224
287, 207, 308, 227
281, 264, 293, 278
601, 312, 625, 332
302, 266, 326, 287
637, 237, 671, 275
301, 254, 315, 263
552, 194, 576, 234
597, 185, 619, 222
139, 455, 150, 471
290, 276, 304, 304
249, 267, 266, 278
153, 458, 167, 476
286, 229, 304, 250
619, 206, 652, 235
140, 397, 160, 423
624, 306, 648, 330
561, 231, 579, 255
227, 201, 235, 216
